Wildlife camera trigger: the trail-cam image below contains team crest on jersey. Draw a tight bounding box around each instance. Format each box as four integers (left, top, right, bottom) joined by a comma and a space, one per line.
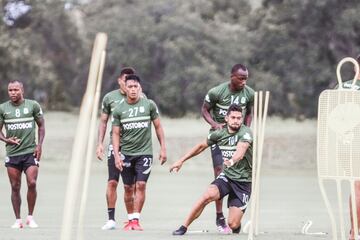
24, 108, 29, 114
241, 97, 246, 104
243, 132, 252, 140
139, 106, 145, 113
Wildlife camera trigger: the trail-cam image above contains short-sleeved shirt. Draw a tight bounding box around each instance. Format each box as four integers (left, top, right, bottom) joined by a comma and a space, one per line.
0, 99, 43, 156
101, 90, 126, 138
112, 98, 159, 156
207, 125, 253, 182
204, 82, 255, 125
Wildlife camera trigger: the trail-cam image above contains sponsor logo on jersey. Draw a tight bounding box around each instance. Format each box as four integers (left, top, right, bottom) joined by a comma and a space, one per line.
7, 122, 33, 130
24, 108, 29, 114
222, 150, 235, 158
123, 121, 149, 130
219, 108, 227, 116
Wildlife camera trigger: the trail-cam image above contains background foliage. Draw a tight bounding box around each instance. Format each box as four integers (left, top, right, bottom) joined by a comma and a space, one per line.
1, 0, 360, 118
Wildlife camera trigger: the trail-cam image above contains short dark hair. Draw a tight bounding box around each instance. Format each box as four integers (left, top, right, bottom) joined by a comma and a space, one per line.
9, 80, 24, 87
125, 74, 141, 83
231, 64, 247, 74
120, 67, 135, 77
227, 103, 242, 115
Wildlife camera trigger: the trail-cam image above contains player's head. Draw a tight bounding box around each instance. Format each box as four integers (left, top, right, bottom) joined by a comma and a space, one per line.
125, 74, 141, 101
8, 80, 24, 104
225, 104, 243, 131
118, 67, 135, 92
230, 64, 248, 91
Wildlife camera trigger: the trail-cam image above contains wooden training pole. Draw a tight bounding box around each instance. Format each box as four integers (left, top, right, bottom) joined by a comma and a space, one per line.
60, 32, 107, 240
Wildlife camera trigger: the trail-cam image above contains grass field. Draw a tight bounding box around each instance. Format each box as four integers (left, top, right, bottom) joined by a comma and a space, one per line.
0, 111, 350, 239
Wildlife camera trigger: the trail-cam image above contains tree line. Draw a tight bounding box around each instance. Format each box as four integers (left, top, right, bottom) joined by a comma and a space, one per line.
0, 0, 359, 118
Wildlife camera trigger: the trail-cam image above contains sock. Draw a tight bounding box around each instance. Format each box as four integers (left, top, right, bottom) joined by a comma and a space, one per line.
108, 208, 115, 221
128, 213, 134, 221
132, 212, 140, 220
179, 225, 187, 231
216, 212, 224, 219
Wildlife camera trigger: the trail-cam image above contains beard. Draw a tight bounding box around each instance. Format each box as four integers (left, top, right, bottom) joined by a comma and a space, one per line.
228, 124, 240, 131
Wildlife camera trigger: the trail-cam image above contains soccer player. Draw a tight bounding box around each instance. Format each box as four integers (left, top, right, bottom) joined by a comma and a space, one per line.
170, 104, 252, 235
96, 67, 136, 230
112, 74, 167, 231
0, 80, 45, 229
201, 63, 254, 232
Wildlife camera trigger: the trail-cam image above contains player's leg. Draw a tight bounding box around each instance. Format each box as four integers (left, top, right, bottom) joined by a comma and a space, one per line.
102, 147, 120, 230
24, 162, 39, 228
172, 184, 221, 235
6, 163, 23, 228
120, 155, 136, 230
211, 144, 227, 231
349, 180, 360, 239
227, 181, 251, 234
131, 155, 153, 230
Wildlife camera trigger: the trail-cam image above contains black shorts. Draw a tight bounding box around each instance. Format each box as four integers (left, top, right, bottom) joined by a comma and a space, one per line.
5, 153, 39, 172
211, 144, 223, 168
212, 173, 251, 211
120, 155, 153, 185
107, 144, 123, 182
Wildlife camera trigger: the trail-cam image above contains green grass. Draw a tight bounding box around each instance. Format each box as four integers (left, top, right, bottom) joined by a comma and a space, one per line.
0, 111, 317, 171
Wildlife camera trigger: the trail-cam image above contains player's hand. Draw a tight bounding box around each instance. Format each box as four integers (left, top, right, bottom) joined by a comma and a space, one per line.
96, 144, 104, 161
159, 149, 167, 165
223, 158, 234, 168
170, 160, 183, 173
114, 156, 123, 171
33, 144, 42, 161
211, 123, 225, 130
6, 136, 21, 145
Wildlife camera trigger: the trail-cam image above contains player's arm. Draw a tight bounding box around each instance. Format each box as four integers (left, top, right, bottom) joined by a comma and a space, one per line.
153, 117, 167, 165
0, 122, 20, 145
111, 125, 123, 171
223, 141, 250, 167
96, 113, 109, 160
201, 102, 224, 130
169, 140, 209, 173
244, 105, 252, 127
34, 117, 45, 161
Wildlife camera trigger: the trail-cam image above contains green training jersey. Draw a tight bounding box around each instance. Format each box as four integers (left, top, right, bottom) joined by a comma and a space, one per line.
112, 97, 159, 156
204, 82, 254, 125
341, 80, 360, 90
101, 89, 126, 138
0, 99, 43, 156
207, 125, 253, 182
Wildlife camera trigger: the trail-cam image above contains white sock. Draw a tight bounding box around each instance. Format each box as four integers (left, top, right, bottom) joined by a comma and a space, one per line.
128, 213, 134, 220
132, 212, 140, 220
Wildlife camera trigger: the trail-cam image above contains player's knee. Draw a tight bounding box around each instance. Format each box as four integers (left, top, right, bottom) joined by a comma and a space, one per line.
136, 181, 146, 192
124, 184, 134, 194
228, 220, 240, 230
27, 179, 37, 190
11, 182, 21, 192
202, 187, 219, 203
107, 180, 118, 190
